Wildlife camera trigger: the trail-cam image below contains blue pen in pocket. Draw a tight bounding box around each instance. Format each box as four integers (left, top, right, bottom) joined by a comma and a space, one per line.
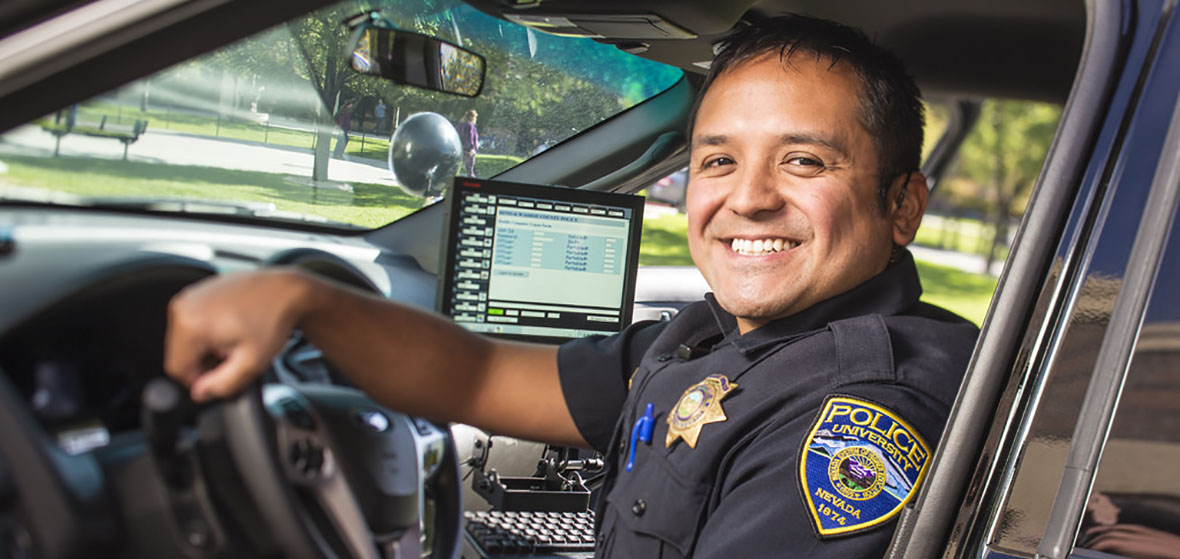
626, 403, 655, 472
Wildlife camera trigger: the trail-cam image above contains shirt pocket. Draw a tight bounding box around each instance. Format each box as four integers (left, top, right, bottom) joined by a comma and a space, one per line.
601, 444, 709, 558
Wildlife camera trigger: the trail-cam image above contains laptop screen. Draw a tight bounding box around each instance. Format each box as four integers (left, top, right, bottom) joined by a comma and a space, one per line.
437, 177, 645, 344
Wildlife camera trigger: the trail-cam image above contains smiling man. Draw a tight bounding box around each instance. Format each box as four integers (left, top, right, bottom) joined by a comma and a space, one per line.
166, 14, 977, 558
690, 54, 907, 331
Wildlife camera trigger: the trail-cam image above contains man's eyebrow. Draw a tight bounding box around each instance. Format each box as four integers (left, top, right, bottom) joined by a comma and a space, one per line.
690, 133, 848, 155
691, 134, 729, 149
779, 133, 848, 156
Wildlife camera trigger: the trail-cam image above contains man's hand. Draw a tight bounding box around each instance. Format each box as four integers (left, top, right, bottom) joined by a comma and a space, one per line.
165, 269, 313, 402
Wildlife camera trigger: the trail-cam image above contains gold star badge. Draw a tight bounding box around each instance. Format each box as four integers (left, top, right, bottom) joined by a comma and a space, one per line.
666, 374, 736, 449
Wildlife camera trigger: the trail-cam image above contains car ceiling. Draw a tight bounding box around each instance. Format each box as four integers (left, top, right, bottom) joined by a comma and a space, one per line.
468, 0, 1086, 103
0, 0, 1085, 134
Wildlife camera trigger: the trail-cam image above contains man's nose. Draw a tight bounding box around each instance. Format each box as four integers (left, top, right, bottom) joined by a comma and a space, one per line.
725, 165, 785, 216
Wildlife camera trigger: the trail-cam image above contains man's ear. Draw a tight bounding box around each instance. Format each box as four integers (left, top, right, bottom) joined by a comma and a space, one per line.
890, 171, 928, 246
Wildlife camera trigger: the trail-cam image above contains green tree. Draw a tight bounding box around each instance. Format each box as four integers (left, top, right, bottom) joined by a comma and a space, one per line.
951, 100, 1060, 271
287, 2, 371, 180
176, 4, 367, 180
206, 2, 399, 178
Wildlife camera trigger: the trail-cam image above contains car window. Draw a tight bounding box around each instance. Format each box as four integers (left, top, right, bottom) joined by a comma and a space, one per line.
0, 0, 682, 230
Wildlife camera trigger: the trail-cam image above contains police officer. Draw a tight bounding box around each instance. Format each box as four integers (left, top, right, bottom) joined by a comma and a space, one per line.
165, 14, 977, 558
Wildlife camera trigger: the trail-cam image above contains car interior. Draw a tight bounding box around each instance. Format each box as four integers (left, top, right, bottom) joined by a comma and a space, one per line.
0, 0, 1116, 557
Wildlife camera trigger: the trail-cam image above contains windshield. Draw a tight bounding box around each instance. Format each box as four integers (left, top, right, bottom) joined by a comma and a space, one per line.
0, 0, 682, 229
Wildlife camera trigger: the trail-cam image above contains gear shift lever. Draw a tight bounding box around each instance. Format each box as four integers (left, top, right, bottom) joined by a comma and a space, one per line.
142, 378, 193, 487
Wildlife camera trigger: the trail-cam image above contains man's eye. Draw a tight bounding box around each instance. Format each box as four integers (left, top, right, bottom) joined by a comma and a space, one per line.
786, 155, 824, 167
784, 154, 827, 176
701, 156, 735, 169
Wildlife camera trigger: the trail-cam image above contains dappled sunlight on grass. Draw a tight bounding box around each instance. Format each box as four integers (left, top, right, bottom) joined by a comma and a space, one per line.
640, 212, 693, 265
914, 260, 997, 325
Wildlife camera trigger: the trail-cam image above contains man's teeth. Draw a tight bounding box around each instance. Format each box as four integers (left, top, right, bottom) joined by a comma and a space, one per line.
730, 238, 799, 255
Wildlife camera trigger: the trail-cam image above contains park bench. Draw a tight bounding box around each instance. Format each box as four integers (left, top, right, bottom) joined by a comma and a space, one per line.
41, 110, 149, 160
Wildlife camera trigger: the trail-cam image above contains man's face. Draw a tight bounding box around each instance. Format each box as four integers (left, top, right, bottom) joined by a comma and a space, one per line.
687, 53, 897, 333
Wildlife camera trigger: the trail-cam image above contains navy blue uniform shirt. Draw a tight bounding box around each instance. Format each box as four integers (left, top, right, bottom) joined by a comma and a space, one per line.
557, 251, 978, 558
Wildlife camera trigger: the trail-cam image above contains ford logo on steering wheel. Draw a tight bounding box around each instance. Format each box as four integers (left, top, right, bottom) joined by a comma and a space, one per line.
352, 408, 390, 432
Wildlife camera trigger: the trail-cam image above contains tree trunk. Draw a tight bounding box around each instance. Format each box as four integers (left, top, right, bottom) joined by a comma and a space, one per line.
313, 126, 332, 182
985, 195, 1012, 274
313, 54, 339, 183
291, 21, 342, 184
312, 98, 332, 182
984, 108, 1006, 274
140, 79, 151, 112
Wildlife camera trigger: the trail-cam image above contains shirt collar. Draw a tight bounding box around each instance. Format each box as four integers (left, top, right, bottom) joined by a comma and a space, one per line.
705, 249, 924, 355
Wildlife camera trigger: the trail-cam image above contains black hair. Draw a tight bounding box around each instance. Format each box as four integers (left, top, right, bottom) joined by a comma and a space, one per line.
690, 14, 925, 214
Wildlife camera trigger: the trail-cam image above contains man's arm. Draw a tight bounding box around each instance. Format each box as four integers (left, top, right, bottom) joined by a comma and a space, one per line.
164, 268, 587, 447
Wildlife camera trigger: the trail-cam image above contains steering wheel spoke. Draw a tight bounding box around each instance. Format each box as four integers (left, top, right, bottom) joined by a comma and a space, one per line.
264, 384, 381, 559
212, 380, 458, 558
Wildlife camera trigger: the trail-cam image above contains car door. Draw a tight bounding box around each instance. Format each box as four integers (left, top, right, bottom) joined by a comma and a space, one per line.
890, 0, 1180, 556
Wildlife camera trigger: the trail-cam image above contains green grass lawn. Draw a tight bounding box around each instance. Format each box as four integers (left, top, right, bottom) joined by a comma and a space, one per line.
474, 154, 526, 177
914, 260, 997, 324
0, 154, 421, 229
640, 212, 997, 325
639, 212, 695, 265
350, 139, 523, 177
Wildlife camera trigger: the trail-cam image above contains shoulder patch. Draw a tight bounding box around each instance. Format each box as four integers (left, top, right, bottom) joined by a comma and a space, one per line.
798, 395, 931, 539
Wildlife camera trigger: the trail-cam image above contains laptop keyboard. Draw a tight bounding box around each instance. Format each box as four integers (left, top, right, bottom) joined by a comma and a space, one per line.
464, 510, 596, 556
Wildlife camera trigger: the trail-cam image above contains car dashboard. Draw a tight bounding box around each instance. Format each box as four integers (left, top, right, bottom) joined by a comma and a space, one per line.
0, 205, 442, 444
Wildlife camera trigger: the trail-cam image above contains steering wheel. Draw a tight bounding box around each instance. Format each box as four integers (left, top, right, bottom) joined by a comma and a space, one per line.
202, 248, 463, 558
204, 381, 462, 558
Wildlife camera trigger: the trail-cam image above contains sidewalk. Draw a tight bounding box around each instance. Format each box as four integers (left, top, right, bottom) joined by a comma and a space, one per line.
0, 125, 397, 188
910, 243, 1003, 276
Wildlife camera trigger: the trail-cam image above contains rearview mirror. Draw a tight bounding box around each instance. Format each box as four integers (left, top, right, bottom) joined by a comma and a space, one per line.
346, 14, 486, 97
